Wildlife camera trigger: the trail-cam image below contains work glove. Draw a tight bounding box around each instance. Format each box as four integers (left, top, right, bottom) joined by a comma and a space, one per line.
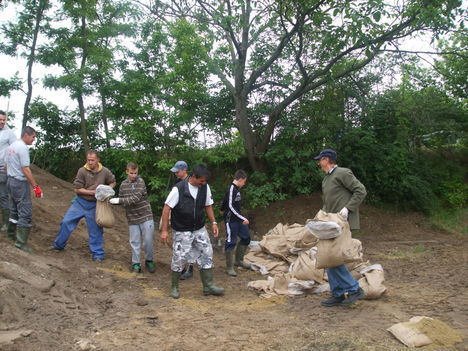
339, 207, 349, 219
109, 198, 120, 205
33, 185, 43, 198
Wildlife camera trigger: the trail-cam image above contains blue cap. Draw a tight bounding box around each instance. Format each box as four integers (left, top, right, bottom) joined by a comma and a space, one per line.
313, 149, 337, 161
170, 161, 188, 172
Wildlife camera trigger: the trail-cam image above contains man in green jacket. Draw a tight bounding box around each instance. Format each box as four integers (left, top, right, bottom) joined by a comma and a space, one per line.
314, 148, 367, 307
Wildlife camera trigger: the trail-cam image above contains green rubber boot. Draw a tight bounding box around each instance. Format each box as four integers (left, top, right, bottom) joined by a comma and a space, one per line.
7, 221, 16, 240
235, 245, 251, 269
1, 208, 9, 232
200, 268, 224, 296
170, 271, 181, 299
225, 250, 237, 276
14, 226, 32, 252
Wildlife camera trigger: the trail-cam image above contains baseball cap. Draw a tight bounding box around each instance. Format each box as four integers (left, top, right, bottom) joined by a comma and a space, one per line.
313, 149, 337, 161
170, 160, 188, 172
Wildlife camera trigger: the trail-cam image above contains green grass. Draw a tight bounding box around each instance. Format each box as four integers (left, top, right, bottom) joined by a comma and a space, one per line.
429, 207, 468, 235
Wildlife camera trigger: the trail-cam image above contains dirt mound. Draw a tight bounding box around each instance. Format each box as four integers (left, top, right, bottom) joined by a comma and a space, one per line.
0, 165, 466, 350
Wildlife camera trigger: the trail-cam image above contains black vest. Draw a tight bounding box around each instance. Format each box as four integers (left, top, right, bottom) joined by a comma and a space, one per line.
171, 178, 207, 232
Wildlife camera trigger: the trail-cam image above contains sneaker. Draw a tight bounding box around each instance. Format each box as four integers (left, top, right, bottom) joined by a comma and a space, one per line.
132, 264, 142, 273
340, 288, 365, 306
321, 295, 345, 307
145, 261, 156, 273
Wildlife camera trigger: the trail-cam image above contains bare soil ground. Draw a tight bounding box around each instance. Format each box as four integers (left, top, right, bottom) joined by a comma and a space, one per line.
0, 165, 466, 351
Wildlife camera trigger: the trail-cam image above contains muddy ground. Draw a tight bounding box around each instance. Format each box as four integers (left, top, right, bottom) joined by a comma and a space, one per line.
0, 165, 466, 351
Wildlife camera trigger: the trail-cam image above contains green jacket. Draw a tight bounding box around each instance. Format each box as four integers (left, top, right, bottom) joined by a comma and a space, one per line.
322, 166, 367, 230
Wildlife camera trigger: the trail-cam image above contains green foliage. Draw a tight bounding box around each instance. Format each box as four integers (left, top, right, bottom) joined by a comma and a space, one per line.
0, 74, 22, 97
243, 172, 288, 209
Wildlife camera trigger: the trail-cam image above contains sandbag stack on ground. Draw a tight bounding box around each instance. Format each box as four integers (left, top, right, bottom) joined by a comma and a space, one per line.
247, 211, 386, 299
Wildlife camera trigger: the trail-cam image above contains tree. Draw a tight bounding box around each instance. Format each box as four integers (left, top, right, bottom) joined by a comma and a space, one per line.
145, 0, 463, 171
0, 0, 51, 128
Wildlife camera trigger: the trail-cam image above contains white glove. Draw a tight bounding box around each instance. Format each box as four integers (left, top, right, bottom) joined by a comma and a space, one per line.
109, 198, 120, 205
339, 207, 349, 219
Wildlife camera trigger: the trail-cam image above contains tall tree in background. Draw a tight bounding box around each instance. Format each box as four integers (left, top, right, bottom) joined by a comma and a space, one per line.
40, 0, 135, 153
0, 0, 51, 128
146, 0, 463, 171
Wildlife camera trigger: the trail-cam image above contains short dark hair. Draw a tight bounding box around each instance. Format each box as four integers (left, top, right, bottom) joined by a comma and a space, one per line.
127, 161, 138, 170
234, 169, 247, 180
87, 149, 100, 159
21, 126, 36, 137
192, 164, 210, 178
0, 110, 6, 116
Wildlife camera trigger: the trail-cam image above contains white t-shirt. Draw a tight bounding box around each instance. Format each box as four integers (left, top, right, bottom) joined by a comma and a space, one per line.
6, 139, 30, 180
165, 183, 214, 208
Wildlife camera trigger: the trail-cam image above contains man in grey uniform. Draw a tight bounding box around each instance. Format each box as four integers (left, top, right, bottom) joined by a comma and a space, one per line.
0, 110, 17, 232
6, 126, 43, 251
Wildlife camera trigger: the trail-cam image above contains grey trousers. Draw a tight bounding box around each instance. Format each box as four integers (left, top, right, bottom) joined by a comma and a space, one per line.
7, 177, 32, 228
0, 173, 9, 209
129, 219, 154, 264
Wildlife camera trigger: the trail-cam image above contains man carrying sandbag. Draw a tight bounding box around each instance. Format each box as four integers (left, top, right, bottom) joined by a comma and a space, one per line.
52, 150, 115, 262
314, 148, 367, 307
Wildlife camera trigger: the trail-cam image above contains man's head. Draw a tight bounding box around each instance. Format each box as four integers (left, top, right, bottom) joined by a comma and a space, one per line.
0, 110, 7, 129
314, 148, 337, 173
21, 126, 36, 145
170, 160, 188, 180
189, 164, 210, 187
233, 169, 248, 188
126, 161, 139, 181
86, 149, 100, 171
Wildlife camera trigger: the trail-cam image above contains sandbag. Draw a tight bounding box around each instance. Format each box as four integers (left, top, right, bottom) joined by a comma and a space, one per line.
96, 199, 115, 228
314, 210, 362, 269
387, 316, 433, 347
305, 220, 342, 239
289, 249, 325, 284
358, 266, 386, 299
95, 184, 115, 201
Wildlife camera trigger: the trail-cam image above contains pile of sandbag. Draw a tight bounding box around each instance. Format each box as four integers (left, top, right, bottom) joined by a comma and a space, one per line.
246, 210, 386, 299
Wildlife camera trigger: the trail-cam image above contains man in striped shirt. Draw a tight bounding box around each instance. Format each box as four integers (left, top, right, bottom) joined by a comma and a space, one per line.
220, 169, 251, 276
110, 162, 155, 273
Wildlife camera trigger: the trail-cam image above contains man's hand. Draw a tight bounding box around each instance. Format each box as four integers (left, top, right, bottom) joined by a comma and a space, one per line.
33, 185, 43, 198
242, 219, 250, 225
160, 230, 170, 245
212, 223, 219, 238
109, 198, 120, 204
339, 207, 349, 219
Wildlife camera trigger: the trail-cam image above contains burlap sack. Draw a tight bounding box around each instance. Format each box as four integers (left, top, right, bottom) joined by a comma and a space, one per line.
314, 210, 362, 269
358, 269, 386, 299
259, 234, 292, 262
387, 317, 433, 347
290, 250, 325, 283
96, 199, 115, 228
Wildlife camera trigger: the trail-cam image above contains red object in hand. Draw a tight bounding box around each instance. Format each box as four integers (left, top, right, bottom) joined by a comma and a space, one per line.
33, 185, 43, 198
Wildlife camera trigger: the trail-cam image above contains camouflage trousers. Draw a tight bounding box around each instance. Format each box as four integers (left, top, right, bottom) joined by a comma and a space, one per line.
171, 226, 213, 272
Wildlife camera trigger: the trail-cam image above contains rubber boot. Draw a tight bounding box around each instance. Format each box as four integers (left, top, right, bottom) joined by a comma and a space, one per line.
225, 250, 237, 276
7, 221, 16, 240
14, 227, 32, 252
180, 264, 194, 280
170, 271, 181, 299
235, 245, 251, 269
200, 268, 224, 296
0, 208, 9, 232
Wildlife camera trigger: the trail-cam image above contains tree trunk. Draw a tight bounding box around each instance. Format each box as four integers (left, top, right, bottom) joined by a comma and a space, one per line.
22, 0, 47, 129
100, 91, 111, 149
77, 93, 90, 154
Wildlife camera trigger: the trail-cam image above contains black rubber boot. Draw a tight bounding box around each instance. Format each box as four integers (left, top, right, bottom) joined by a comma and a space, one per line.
7, 221, 16, 240
14, 226, 32, 252
180, 264, 193, 280
170, 271, 181, 299
200, 268, 224, 296
225, 250, 237, 276
1, 208, 9, 232
235, 245, 251, 269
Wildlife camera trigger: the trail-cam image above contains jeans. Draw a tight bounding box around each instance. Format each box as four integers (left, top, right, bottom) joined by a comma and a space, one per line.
129, 219, 154, 264
7, 177, 32, 228
54, 196, 104, 259
224, 221, 251, 251
326, 264, 360, 297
